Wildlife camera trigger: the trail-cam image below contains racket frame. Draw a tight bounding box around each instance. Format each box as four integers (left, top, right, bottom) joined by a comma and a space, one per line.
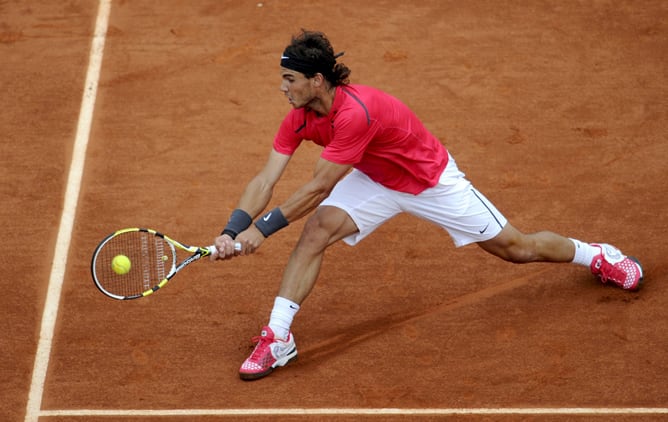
91, 228, 219, 300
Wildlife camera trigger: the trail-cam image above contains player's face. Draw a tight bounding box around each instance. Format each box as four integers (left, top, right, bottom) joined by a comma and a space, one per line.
279, 67, 315, 109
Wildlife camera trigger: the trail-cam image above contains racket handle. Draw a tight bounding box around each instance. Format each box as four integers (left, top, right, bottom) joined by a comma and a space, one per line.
207, 242, 242, 255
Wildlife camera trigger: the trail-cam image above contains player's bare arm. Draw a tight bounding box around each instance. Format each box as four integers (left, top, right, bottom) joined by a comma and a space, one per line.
280, 157, 352, 221
234, 157, 352, 253
213, 149, 291, 259
236, 149, 292, 218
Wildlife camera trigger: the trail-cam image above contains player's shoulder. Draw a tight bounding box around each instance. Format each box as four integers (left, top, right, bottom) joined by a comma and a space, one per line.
336, 84, 390, 123
340, 83, 382, 99
340, 84, 397, 107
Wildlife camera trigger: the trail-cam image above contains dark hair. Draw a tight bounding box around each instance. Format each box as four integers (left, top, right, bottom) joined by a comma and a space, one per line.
281, 30, 351, 86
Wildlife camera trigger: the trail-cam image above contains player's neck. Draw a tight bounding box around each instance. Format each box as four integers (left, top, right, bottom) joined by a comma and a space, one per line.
309, 85, 336, 116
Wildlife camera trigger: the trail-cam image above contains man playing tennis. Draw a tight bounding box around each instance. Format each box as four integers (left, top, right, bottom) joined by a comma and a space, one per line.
213, 30, 643, 381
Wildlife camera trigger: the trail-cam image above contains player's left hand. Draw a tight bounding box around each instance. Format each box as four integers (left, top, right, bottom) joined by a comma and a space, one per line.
234, 225, 266, 255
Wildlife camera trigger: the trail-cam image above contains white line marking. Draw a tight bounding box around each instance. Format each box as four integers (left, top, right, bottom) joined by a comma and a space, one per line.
37, 408, 668, 417
24, 1, 111, 421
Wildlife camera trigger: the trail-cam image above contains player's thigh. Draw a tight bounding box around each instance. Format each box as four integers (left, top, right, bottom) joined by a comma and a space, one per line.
304, 205, 360, 247
403, 183, 507, 247
320, 169, 402, 245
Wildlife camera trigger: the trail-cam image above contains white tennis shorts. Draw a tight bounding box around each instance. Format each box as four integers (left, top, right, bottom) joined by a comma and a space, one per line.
320, 154, 507, 247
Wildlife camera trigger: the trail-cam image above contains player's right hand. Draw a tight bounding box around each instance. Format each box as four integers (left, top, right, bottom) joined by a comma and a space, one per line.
211, 234, 240, 261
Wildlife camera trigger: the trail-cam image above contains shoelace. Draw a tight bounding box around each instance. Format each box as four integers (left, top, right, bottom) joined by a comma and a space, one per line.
247, 335, 273, 362
596, 258, 627, 285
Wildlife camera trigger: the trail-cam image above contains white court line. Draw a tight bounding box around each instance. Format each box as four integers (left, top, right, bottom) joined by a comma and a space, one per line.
37, 408, 668, 417
24, 1, 111, 421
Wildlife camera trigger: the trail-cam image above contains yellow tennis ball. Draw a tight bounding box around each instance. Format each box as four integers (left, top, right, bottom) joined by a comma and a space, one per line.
111, 254, 131, 275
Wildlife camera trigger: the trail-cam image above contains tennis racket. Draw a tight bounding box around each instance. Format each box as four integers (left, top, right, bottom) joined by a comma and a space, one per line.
91, 228, 240, 300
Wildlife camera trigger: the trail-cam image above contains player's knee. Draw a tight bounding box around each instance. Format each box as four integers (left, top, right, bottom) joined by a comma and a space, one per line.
480, 230, 537, 263
296, 214, 332, 251
502, 245, 535, 264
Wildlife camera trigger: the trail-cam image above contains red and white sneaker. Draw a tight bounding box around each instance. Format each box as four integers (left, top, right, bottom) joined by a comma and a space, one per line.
239, 326, 297, 381
590, 243, 644, 291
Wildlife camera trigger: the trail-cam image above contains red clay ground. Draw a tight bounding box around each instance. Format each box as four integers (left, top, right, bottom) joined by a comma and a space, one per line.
2, 1, 668, 421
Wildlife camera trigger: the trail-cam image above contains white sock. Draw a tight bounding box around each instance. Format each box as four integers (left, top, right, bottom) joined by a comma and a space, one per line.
570, 238, 599, 267
268, 296, 300, 340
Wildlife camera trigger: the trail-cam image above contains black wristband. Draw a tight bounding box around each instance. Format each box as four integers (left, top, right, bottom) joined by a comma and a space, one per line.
221, 209, 252, 239
254, 207, 289, 238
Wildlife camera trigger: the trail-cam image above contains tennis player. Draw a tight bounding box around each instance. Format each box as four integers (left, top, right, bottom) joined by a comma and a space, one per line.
212, 30, 644, 381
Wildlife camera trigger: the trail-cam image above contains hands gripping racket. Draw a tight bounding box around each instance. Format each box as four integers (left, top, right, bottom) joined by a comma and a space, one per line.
91, 228, 240, 300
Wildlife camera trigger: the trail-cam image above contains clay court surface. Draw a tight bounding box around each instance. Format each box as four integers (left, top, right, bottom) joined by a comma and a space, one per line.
2, 0, 668, 420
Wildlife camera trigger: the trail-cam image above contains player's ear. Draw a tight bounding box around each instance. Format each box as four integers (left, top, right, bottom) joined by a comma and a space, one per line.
312, 73, 325, 88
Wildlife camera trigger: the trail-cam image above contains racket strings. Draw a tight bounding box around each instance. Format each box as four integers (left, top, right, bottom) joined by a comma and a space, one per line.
94, 231, 174, 297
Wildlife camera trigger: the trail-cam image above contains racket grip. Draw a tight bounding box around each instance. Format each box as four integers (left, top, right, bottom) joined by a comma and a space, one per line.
207, 243, 242, 255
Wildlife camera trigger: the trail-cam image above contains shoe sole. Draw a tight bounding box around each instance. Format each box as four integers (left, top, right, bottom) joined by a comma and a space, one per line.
239, 349, 298, 381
